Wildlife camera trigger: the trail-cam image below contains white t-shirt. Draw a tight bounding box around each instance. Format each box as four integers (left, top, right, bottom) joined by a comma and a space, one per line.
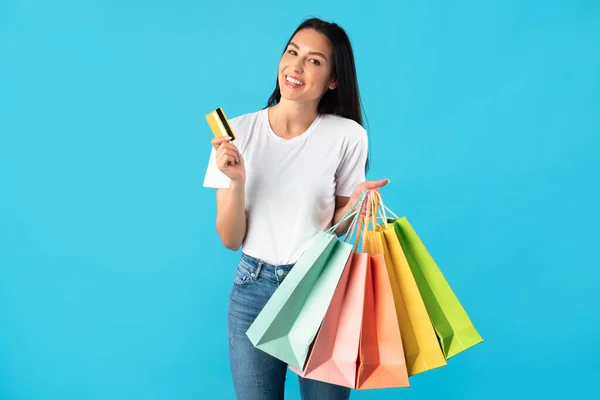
203, 107, 368, 265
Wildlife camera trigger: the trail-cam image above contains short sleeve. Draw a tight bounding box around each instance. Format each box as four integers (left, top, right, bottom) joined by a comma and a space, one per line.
335, 131, 368, 196
202, 147, 231, 189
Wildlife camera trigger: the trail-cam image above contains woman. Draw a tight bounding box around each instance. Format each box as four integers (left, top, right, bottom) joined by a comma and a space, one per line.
203, 17, 388, 400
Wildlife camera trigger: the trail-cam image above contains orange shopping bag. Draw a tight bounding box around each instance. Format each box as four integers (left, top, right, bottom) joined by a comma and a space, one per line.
358, 192, 409, 389
367, 191, 447, 376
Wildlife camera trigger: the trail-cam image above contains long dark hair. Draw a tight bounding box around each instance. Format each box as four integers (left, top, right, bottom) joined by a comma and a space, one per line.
266, 17, 370, 172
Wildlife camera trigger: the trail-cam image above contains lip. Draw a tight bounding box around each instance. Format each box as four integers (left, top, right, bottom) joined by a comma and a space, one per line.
283, 74, 305, 89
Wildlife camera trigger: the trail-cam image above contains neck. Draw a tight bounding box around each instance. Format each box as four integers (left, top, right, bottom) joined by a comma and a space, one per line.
268, 99, 320, 139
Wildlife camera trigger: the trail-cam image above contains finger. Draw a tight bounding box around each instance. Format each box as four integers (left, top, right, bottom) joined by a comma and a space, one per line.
218, 157, 236, 170
360, 200, 369, 216
231, 147, 243, 165
217, 150, 236, 163
216, 144, 240, 157
212, 136, 232, 146
217, 148, 240, 163
218, 143, 242, 162
217, 154, 236, 169
364, 179, 390, 190
217, 151, 234, 164
219, 141, 239, 151
211, 136, 232, 150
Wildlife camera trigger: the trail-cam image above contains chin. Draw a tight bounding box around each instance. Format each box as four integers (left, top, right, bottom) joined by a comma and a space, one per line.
281, 94, 308, 103
279, 87, 313, 103
279, 89, 299, 101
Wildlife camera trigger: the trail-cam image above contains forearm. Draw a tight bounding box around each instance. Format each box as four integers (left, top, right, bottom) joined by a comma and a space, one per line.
332, 201, 356, 236
216, 180, 247, 250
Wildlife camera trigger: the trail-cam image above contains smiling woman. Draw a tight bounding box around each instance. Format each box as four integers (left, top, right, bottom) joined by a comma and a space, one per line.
267, 19, 365, 140
278, 30, 336, 99
202, 17, 388, 400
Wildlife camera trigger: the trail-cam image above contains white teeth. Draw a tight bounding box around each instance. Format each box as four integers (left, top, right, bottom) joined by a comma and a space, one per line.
286, 76, 304, 85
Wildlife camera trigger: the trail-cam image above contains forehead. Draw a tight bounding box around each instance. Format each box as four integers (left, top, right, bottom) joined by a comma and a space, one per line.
289, 29, 332, 57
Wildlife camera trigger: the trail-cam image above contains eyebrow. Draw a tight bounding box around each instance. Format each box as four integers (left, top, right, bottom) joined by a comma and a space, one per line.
288, 41, 328, 61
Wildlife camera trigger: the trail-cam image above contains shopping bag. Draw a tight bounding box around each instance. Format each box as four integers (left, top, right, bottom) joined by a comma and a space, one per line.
289, 200, 371, 387
292, 190, 408, 389
367, 192, 447, 376
290, 251, 369, 387
246, 192, 367, 370
357, 193, 409, 389
385, 208, 483, 359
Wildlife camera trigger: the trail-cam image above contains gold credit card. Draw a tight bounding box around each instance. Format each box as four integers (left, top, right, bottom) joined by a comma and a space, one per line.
205, 107, 236, 140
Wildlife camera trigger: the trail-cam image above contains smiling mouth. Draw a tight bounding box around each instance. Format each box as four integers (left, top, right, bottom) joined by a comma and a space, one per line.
285, 75, 305, 86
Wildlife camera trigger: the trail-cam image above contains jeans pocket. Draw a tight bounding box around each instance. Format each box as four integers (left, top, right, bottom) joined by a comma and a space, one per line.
233, 261, 255, 287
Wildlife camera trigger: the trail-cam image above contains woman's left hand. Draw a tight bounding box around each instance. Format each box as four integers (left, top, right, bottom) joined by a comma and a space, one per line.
348, 179, 390, 215
332, 179, 390, 235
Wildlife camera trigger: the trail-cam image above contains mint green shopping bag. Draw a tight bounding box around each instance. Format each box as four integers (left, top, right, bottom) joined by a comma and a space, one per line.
246, 193, 367, 370
384, 209, 483, 360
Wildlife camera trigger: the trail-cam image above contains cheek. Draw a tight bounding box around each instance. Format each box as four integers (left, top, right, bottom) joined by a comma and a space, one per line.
308, 69, 330, 89
277, 60, 286, 75
279, 53, 293, 69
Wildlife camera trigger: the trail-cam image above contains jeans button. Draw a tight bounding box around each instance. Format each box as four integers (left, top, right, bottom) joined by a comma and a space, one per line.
277, 269, 284, 276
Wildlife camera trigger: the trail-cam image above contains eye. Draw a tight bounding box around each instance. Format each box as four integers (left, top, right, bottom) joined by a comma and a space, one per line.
287, 49, 297, 55
309, 59, 321, 66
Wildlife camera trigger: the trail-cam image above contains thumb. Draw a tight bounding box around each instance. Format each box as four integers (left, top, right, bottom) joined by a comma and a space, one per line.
364, 179, 390, 190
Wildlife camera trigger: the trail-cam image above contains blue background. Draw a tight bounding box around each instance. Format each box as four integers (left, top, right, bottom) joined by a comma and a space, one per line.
1, 0, 599, 399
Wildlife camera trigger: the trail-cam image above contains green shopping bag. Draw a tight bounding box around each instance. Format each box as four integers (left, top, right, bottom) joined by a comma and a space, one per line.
384, 209, 483, 359
246, 193, 367, 370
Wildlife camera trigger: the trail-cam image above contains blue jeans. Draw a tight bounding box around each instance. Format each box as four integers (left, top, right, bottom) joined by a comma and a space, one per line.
228, 252, 352, 400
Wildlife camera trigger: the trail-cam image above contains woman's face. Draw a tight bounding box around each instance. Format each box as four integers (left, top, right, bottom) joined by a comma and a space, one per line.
278, 28, 337, 104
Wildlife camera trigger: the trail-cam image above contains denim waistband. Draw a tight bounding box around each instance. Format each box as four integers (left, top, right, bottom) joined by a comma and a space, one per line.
239, 252, 295, 283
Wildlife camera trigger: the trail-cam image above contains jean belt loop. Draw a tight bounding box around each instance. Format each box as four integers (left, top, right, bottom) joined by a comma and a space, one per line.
252, 260, 263, 280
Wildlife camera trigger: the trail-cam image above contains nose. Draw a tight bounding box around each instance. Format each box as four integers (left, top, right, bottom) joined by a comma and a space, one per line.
290, 57, 303, 73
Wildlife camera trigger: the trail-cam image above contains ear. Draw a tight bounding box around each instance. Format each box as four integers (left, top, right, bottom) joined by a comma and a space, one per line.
329, 78, 337, 90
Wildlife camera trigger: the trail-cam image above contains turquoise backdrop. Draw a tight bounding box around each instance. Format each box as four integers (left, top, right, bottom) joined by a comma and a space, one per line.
1, 0, 598, 399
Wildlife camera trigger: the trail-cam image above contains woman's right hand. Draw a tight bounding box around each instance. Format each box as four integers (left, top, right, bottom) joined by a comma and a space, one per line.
211, 137, 246, 183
